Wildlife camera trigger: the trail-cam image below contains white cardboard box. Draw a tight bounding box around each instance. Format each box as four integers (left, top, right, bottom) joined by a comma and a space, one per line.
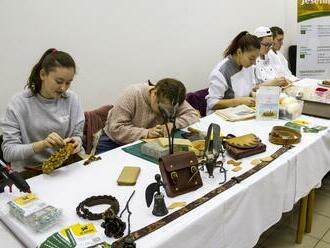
256, 86, 281, 120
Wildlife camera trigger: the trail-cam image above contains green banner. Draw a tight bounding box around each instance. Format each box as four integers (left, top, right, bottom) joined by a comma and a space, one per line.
298, 0, 330, 22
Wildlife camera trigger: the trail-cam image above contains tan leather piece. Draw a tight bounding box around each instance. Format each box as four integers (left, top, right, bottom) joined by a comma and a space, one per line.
226, 134, 259, 149
322, 80, 330, 86
117, 166, 141, 186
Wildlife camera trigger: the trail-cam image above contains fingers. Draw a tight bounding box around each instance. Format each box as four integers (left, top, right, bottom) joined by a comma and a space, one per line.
248, 99, 256, 106
63, 137, 73, 144
273, 77, 285, 86
148, 124, 176, 139
276, 78, 291, 87
240, 97, 255, 107
71, 142, 81, 154
275, 77, 285, 82
64, 137, 81, 154
148, 130, 162, 138
45, 132, 65, 147
147, 125, 164, 138
244, 97, 255, 107
153, 128, 163, 137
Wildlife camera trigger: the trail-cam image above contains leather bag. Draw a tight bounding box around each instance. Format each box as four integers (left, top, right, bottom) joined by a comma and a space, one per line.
224, 134, 266, 160
159, 151, 203, 197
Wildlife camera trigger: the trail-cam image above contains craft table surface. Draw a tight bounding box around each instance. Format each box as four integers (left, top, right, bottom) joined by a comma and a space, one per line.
1, 112, 330, 248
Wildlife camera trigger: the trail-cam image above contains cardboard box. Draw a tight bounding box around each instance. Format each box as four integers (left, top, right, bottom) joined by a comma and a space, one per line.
302, 100, 330, 119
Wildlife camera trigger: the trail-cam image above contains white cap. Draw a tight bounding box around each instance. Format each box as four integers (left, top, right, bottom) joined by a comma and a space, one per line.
254, 26, 272, 38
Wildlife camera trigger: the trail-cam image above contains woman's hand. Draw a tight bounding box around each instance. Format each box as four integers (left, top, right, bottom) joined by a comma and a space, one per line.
236, 97, 255, 107
32, 132, 65, 153
64, 137, 81, 154
146, 125, 164, 138
272, 77, 290, 87
145, 123, 175, 139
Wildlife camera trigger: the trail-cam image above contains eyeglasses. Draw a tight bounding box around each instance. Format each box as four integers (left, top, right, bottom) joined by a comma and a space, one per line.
261, 42, 272, 48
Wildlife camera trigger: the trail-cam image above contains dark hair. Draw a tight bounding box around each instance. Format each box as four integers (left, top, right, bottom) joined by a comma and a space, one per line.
26, 48, 76, 95
224, 31, 260, 57
154, 78, 186, 105
270, 26, 284, 39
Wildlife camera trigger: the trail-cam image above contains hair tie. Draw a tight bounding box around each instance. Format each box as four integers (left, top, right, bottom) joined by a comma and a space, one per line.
51, 48, 57, 54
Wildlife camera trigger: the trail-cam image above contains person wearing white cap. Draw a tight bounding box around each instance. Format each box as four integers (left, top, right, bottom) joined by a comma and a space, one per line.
254, 26, 289, 86
268, 26, 299, 82
206, 31, 260, 114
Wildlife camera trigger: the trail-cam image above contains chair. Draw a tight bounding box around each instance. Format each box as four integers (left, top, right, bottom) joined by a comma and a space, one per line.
186, 88, 209, 117
0, 135, 7, 180
83, 105, 113, 154
288, 45, 297, 76
0, 135, 7, 163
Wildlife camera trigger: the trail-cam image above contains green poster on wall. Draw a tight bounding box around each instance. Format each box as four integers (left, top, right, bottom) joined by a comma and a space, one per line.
297, 0, 330, 79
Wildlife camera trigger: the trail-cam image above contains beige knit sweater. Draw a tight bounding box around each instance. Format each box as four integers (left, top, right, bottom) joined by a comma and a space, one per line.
104, 84, 199, 144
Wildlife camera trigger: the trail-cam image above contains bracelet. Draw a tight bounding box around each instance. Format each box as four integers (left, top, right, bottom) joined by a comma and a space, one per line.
76, 195, 120, 220
269, 126, 301, 145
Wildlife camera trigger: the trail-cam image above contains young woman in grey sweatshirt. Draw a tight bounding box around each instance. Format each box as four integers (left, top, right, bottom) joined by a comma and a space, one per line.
1, 49, 84, 171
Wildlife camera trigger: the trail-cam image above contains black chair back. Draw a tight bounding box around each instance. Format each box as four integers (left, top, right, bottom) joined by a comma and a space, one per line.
288, 45, 297, 76
0, 135, 7, 164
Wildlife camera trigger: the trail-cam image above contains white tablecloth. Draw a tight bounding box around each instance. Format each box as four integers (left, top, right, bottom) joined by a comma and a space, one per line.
0, 114, 329, 248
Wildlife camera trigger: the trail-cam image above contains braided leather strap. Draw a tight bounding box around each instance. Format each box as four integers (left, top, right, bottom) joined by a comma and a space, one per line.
76, 195, 120, 220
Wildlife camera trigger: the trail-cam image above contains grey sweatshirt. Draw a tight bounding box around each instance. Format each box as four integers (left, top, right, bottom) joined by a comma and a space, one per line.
1, 89, 84, 171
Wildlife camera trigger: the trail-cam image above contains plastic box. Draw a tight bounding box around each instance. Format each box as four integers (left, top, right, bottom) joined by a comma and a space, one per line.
279, 100, 304, 120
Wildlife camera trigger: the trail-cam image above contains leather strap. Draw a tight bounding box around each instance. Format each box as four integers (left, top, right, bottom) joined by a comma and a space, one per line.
76, 195, 120, 220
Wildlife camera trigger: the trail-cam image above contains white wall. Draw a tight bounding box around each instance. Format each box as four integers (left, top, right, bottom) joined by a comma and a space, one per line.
0, 0, 297, 118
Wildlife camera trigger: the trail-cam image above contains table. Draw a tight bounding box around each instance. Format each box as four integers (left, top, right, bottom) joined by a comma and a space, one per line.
1, 113, 329, 248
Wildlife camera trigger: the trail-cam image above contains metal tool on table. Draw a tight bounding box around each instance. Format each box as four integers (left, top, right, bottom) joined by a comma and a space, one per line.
199, 123, 226, 182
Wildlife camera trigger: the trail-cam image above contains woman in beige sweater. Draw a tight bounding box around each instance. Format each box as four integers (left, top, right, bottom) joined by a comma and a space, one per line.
96, 78, 199, 153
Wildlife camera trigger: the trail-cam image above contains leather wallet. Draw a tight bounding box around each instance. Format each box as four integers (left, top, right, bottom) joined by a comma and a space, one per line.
117, 166, 141, 186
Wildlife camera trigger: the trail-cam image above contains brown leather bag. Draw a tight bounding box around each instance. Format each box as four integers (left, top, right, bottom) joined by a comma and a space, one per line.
159, 151, 203, 197
224, 134, 266, 160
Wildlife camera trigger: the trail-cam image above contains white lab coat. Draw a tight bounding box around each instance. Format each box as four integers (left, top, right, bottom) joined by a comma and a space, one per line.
268, 49, 299, 81
254, 54, 277, 83
206, 57, 256, 115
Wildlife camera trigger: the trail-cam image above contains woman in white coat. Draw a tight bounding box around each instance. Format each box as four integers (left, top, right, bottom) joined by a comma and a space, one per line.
253, 26, 289, 86
268, 26, 299, 82
206, 31, 260, 114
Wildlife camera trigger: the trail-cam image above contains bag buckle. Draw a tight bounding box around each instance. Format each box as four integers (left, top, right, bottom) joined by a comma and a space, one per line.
171, 172, 178, 184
